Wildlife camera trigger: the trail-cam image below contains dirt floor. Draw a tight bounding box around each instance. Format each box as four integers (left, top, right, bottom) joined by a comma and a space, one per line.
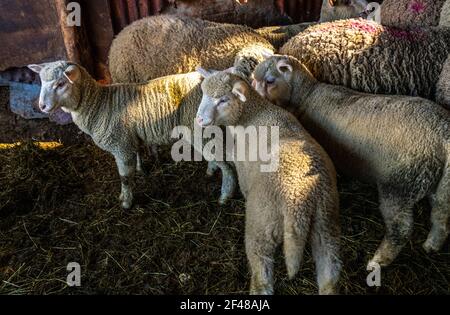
0, 86, 448, 295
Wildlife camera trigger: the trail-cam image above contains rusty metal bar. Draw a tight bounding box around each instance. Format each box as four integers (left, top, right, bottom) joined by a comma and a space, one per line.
54, 0, 93, 72
126, 0, 139, 22
110, 0, 129, 33
138, 0, 149, 18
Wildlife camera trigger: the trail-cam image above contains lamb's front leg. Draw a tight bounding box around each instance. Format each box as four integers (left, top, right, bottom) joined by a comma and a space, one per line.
114, 152, 137, 209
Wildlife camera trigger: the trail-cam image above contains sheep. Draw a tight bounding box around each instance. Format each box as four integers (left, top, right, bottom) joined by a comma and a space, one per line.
255, 0, 369, 49
437, 55, 450, 108
280, 19, 450, 105
28, 61, 237, 209
253, 55, 450, 267
320, 0, 369, 22
195, 68, 341, 295
108, 15, 274, 84
441, 0, 450, 27
255, 23, 313, 50
380, 0, 449, 28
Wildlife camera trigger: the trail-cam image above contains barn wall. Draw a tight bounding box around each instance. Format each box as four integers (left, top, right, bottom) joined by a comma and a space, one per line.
0, 0, 67, 71
107, 0, 323, 35
3, 0, 376, 81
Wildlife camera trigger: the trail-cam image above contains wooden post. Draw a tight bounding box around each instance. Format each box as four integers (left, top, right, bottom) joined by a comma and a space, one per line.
54, 0, 94, 73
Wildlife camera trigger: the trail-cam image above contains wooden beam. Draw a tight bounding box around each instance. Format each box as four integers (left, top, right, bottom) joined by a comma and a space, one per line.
54, 0, 93, 73
138, 0, 149, 18
110, 0, 129, 33
126, 0, 139, 22
0, 0, 67, 70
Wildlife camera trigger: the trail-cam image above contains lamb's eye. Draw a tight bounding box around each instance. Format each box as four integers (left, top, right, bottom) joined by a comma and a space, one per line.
56, 81, 65, 89
218, 97, 229, 105
266, 77, 276, 85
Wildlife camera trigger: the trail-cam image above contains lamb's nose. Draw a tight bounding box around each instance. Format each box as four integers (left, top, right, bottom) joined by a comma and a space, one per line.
196, 116, 212, 127
39, 102, 47, 111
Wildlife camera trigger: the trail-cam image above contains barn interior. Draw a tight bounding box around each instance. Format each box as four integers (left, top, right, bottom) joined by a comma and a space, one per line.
0, 0, 448, 295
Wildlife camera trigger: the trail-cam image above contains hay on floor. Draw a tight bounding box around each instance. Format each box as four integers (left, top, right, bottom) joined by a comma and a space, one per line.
0, 142, 448, 294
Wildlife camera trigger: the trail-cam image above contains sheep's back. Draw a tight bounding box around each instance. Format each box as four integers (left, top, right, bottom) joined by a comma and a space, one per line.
440, 0, 450, 27
109, 15, 273, 83
281, 19, 450, 100
381, 0, 447, 28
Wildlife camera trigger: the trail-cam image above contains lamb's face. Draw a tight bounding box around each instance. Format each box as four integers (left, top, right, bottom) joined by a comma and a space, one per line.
28, 61, 81, 114
320, 0, 368, 22
252, 56, 293, 107
196, 70, 248, 127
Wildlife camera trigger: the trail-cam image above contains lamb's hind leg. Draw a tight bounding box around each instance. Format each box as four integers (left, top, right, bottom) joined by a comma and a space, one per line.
114, 151, 137, 209
311, 210, 342, 295
424, 171, 450, 252
368, 189, 415, 267
245, 198, 279, 295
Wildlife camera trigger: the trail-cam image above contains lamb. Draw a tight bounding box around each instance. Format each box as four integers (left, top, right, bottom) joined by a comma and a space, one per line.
255, 0, 369, 49
28, 61, 237, 209
280, 19, 450, 105
108, 15, 274, 84
195, 68, 341, 295
253, 55, 450, 267
380, 0, 449, 28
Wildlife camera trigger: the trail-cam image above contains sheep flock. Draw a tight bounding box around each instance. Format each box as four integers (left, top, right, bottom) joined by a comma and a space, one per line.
2, 0, 448, 295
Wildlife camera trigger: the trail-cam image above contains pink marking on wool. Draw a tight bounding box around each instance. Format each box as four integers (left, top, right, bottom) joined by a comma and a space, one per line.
409, 0, 426, 14
387, 27, 426, 42
348, 20, 378, 33
311, 19, 379, 35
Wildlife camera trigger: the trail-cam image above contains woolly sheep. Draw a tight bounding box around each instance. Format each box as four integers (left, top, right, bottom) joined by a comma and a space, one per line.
108, 15, 274, 84
320, 0, 369, 22
28, 61, 237, 209
253, 55, 450, 267
255, 23, 313, 50
195, 69, 341, 295
441, 0, 450, 27
437, 55, 450, 108
256, 0, 369, 49
381, 0, 449, 28
280, 19, 450, 105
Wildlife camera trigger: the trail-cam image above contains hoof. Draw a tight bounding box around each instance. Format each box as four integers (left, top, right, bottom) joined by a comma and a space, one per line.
367, 256, 390, 268
218, 195, 231, 205
249, 287, 273, 295
319, 285, 338, 295
422, 240, 439, 254
121, 200, 133, 210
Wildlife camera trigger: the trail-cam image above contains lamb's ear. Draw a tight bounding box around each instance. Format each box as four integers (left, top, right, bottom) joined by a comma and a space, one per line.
64, 65, 80, 84
28, 64, 45, 74
232, 81, 248, 102
196, 67, 217, 78
261, 49, 274, 60
223, 66, 236, 74
326, 0, 335, 7
276, 58, 293, 75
